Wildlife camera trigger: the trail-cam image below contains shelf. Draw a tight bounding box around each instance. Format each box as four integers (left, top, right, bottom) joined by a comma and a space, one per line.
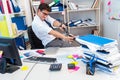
68, 8, 100, 12
12, 12, 25, 15
69, 25, 98, 28
12, 30, 27, 38
0, 12, 25, 16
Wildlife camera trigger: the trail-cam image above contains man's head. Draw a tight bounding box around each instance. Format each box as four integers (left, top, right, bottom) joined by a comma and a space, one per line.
37, 3, 51, 20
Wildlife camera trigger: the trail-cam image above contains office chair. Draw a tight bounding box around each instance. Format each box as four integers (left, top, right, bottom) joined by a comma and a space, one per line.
27, 26, 44, 49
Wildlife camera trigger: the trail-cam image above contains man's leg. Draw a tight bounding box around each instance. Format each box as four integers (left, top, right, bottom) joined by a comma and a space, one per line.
46, 38, 72, 48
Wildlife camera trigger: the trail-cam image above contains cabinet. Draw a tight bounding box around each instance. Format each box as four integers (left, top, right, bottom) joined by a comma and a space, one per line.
66, 0, 101, 36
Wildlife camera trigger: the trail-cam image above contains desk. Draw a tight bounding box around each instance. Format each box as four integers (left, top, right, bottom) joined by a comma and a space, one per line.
25, 47, 120, 80
0, 49, 36, 80
1, 47, 120, 80
25, 62, 120, 80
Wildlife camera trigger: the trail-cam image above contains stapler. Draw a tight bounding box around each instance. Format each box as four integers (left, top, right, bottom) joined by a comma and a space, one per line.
86, 54, 96, 75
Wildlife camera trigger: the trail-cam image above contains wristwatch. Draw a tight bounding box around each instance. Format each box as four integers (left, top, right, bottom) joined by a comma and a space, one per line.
59, 23, 63, 27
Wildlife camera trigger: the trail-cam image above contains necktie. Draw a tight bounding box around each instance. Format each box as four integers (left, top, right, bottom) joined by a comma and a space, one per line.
44, 20, 54, 30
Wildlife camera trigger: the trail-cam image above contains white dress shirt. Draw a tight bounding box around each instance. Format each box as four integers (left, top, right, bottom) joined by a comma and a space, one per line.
32, 15, 56, 46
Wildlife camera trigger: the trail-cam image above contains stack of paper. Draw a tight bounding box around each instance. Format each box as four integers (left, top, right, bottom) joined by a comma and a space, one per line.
76, 34, 120, 72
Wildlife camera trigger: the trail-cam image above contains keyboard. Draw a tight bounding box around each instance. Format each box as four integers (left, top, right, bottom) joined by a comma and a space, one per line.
23, 56, 57, 63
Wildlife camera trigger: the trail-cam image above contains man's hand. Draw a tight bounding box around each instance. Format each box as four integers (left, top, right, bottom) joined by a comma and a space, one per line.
59, 24, 67, 32
68, 34, 75, 40
64, 35, 75, 42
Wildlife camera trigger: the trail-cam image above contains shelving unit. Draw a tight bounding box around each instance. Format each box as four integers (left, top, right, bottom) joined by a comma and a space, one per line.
0, 0, 27, 37
66, 0, 101, 36
0, 0, 30, 49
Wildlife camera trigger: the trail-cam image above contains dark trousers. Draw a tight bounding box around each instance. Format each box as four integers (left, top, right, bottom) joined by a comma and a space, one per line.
46, 38, 73, 48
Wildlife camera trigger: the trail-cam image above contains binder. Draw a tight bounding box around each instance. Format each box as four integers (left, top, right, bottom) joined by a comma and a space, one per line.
0, 0, 4, 13
6, 0, 13, 13
76, 34, 116, 46
54, 0, 60, 3
76, 34, 117, 51
10, 0, 20, 13
15, 36, 26, 50
80, 34, 114, 46
0, 16, 9, 37
11, 16, 27, 30
51, 2, 63, 11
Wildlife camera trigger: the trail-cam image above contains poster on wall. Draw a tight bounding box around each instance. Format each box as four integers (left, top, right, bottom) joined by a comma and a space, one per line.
107, 0, 120, 20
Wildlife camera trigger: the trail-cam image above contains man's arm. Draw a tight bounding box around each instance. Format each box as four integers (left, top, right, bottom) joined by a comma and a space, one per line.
53, 20, 67, 31
46, 16, 66, 31
49, 30, 74, 42
53, 20, 62, 27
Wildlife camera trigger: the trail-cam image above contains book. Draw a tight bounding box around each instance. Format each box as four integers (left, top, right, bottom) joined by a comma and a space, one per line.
0, 16, 10, 37
92, 0, 99, 8
6, 0, 13, 13
0, 0, 4, 14
10, 0, 20, 12
11, 23, 18, 36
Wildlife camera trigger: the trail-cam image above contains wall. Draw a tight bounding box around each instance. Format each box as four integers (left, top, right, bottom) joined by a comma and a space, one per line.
102, 0, 120, 49
22, 0, 32, 26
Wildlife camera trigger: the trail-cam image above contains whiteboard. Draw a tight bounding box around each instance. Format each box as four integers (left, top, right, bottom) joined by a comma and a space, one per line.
109, 0, 120, 20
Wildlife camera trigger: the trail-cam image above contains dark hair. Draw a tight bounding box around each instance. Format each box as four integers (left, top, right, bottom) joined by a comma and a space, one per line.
38, 3, 51, 12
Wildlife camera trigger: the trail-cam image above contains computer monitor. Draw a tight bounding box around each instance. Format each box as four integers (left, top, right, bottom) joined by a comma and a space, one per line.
0, 37, 22, 73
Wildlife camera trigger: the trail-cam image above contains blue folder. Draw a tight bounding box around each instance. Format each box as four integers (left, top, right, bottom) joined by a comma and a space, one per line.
15, 36, 26, 50
51, 2, 64, 11
11, 16, 27, 30
78, 34, 115, 46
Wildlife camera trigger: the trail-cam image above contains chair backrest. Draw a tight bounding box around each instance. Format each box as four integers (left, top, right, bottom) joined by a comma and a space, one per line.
27, 26, 44, 49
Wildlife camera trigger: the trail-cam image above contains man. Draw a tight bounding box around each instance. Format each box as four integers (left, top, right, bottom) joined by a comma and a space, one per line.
32, 3, 75, 48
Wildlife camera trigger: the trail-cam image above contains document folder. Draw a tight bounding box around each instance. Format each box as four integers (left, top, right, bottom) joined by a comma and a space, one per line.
76, 34, 117, 51
11, 16, 27, 30
0, 17, 10, 37
79, 34, 114, 46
